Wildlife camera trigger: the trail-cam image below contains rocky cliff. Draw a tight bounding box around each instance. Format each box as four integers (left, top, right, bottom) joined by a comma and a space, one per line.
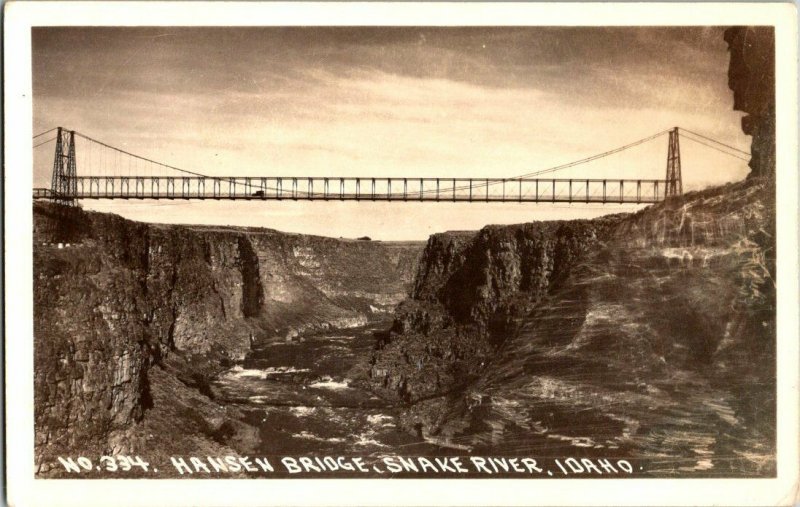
368, 216, 625, 403
33, 202, 422, 475
369, 179, 775, 475
724, 26, 775, 178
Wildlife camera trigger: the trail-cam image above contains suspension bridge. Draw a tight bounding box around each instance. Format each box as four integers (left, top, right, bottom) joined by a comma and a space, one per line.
32, 126, 749, 206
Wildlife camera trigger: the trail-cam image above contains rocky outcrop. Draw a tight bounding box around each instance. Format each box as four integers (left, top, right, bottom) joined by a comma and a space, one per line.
369, 179, 776, 475
369, 216, 624, 403
33, 202, 422, 474
724, 26, 775, 178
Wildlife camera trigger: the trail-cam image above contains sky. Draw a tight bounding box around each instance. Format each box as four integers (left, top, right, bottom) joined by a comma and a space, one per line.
32, 27, 751, 240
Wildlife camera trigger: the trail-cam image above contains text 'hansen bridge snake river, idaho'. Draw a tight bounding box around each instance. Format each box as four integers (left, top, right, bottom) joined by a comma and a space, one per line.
33, 126, 750, 206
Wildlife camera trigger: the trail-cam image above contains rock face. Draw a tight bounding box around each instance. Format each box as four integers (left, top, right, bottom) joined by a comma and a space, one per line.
33, 202, 422, 473
369, 180, 776, 475
724, 26, 775, 178
369, 216, 624, 403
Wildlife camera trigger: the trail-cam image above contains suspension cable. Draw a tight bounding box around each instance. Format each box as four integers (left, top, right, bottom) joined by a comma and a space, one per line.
33, 127, 58, 139
33, 136, 57, 149
515, 129, 672, 178
73, 130, 209, 178
680, 133, 751, 162
679, 127, 751, 156
416, 128, 672, 196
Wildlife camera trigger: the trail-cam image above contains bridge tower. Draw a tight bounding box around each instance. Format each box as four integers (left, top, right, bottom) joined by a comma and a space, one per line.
50, 127, 78, 205
665, 127, 682, 197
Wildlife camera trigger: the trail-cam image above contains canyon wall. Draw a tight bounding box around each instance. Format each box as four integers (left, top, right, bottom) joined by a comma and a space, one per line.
724, 26, 776, 178
33, 202, 422, 473
369, 180, 776, 475
368, 216, 624, 403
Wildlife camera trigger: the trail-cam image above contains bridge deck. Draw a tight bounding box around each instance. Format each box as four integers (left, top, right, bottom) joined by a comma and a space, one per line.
35, 176, 670, 204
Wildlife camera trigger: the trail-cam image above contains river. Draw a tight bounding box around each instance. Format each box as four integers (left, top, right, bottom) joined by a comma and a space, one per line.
211, 324, 435, 457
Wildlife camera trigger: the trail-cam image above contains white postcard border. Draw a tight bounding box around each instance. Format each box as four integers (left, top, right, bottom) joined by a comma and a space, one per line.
4, 3, 798, 506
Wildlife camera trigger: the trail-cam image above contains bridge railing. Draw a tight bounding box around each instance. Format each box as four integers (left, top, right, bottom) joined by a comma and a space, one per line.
34, 176, 669, 203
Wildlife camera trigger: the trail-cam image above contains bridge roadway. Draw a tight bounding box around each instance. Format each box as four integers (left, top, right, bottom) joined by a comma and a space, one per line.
34, 176, 671, 204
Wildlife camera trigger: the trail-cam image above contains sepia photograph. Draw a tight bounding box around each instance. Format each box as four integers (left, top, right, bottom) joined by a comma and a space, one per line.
5, 2, 798, 506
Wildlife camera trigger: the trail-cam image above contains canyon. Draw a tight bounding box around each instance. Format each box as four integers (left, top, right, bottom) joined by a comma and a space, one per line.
34, 174, 775, 477
33, 204, 422, 475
